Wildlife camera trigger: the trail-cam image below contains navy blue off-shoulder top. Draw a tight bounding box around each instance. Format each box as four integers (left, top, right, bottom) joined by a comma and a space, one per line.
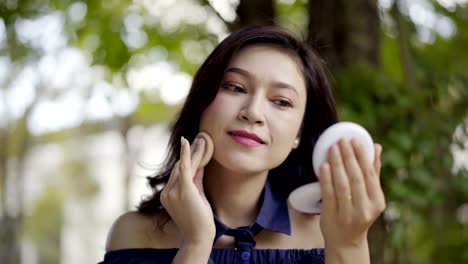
99, 181, 325, 264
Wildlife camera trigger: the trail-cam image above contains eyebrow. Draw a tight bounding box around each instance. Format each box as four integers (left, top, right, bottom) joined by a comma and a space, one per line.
225, 67, 299, 96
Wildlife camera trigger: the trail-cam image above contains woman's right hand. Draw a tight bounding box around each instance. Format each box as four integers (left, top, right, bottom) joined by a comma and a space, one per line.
160, 136, 215, 247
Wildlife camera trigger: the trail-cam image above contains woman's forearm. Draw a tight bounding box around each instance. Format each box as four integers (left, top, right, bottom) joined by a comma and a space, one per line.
325, 240, 370, 264
172, 242, 212, 264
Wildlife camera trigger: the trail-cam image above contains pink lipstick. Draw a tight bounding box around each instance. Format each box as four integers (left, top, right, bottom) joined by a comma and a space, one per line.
228, 130, 265, 147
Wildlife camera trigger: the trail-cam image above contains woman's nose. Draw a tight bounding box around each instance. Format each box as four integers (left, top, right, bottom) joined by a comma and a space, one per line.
238, 96, 265, 125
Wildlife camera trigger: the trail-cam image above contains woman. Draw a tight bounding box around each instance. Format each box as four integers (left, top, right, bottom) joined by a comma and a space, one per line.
101, 26, 385, 263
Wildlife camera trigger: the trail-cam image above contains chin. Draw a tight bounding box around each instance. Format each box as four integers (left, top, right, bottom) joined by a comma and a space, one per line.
221, 158, 281, 176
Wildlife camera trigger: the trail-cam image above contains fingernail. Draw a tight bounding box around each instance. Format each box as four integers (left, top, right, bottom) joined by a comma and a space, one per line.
321, 162, 329, 171
197, 137, 205, 146
180, 136, 185, 154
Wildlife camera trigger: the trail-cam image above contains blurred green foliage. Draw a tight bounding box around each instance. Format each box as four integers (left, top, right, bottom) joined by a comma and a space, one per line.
334, 5, 468, 261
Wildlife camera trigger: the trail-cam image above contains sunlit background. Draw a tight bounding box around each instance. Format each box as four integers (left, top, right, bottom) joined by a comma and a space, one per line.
1, 0, 467, 263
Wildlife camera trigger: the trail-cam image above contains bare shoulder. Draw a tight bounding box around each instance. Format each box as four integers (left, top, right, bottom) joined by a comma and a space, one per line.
105, 211, 181, 252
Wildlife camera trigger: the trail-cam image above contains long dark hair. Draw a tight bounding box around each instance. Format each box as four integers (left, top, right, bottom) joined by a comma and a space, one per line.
138, 26, 338, 216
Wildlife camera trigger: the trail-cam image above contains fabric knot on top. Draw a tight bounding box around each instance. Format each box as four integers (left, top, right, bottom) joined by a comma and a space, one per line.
224, 224, 263, 249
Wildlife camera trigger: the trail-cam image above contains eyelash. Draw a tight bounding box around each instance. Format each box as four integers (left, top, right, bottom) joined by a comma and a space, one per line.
221, 83, 245, 93
272, 99, 293, 108
221, 82, 293, 108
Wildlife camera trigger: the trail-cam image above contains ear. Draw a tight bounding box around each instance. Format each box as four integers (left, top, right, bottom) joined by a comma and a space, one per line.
292, 126, 302, 149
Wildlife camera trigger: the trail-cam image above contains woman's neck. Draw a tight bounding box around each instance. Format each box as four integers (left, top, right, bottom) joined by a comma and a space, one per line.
204, 160, 268, 229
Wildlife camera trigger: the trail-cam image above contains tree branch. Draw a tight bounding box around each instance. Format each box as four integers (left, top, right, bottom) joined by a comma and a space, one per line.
198, 0, 233, 29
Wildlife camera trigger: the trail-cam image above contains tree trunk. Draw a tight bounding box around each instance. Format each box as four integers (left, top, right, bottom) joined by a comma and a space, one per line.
390, 1, 418, 89
307, 0, 380, 70
0, 96, 36, 263
0, 129, 7, 216
232, 0, 275, 30
120, 117, 133, 212
0, 215, 20, 264
368, 216, 389, 264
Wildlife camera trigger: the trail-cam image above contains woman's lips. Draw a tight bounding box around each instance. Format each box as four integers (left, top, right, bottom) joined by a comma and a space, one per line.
229, 134, 263, 147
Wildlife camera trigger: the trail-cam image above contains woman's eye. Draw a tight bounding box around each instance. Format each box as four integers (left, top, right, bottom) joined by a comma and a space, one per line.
222, 83, 245, 93
273, 99, 293, 108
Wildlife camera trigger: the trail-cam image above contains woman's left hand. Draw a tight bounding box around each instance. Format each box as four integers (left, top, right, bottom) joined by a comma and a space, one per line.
319, 138, 385, 250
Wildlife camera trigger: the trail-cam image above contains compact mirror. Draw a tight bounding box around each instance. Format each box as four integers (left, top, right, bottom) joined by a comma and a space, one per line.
289, 122, 375, 213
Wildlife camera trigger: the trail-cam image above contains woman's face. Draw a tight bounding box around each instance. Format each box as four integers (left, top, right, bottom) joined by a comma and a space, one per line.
200, 45, 307, 174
